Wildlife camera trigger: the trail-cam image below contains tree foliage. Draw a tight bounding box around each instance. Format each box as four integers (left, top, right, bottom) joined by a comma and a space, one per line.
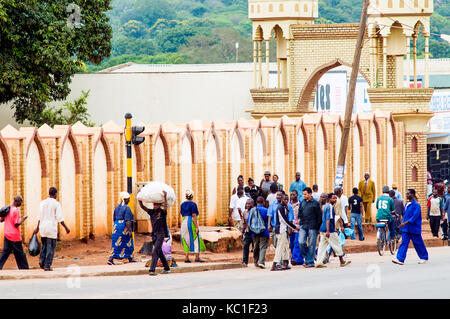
0, 0, 112, 124
27, 90, 95, 127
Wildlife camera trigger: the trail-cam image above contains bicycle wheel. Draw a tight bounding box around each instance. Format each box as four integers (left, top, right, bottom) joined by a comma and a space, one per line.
376, 228, 385, 256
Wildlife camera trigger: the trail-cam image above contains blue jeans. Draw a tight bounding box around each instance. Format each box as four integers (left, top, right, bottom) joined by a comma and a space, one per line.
298, 227, 318, 266
350, 213, 364, 240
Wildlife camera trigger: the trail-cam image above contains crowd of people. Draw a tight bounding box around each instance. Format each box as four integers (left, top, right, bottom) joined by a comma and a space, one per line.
1, 171, 448, 274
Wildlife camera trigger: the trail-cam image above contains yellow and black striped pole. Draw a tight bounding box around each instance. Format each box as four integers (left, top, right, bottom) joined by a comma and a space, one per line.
125, 113, 134, 206
125, 113, 135, 257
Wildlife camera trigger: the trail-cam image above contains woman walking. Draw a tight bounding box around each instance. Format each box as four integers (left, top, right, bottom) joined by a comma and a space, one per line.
180, 190, 206, 263
107, 192, 135, 265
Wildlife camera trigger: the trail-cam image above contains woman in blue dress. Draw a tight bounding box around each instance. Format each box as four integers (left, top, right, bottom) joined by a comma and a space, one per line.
180, 189, 206, 263
107, 192, 135, 265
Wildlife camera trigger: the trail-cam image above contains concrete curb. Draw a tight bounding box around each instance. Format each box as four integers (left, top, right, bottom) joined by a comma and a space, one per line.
0, 262, 246, 281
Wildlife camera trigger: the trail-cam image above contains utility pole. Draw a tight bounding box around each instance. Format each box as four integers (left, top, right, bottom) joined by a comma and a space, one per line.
334, 0, 370, 188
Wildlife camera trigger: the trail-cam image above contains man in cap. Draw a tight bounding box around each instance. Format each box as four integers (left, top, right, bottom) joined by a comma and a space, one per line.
376, 186, 396, 242
358, 172, 376, 223
392, 183, 403, 201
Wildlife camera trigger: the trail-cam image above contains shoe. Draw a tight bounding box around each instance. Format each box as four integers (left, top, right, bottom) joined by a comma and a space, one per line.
128, 258, 137, 263
340, 261, 351, 267
315, 264, 327, 268
258, 264, 265, 269
241, 262, 248, 267
44, 268, 53, 271
418, 259, 428, 264
359, 238, 365, 241
194, 259, 206, 263
107, 259, 115, 265
149, 271, 157, 276
39, 261, 44, 269
163, 269, 171, 274
392, 257, 404, 265
184, 259, 191, 263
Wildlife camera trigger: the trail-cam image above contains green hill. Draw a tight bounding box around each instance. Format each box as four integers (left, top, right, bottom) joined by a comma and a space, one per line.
86, 0, 450, 72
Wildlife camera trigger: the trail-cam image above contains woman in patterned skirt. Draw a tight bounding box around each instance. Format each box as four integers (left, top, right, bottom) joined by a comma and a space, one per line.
107, 192, 135, 265
180, 189, 206, 263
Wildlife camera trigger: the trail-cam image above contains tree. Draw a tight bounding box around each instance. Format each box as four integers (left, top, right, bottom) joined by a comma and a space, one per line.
0, 0, 112, 123
28, 90, 95, 127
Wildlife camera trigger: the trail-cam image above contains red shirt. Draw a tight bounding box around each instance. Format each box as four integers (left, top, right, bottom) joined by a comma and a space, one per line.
1, 206, 22, 242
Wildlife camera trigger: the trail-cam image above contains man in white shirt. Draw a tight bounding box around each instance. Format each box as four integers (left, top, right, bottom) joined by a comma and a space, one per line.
229, 187, 247, 230
33, 187, 70, 271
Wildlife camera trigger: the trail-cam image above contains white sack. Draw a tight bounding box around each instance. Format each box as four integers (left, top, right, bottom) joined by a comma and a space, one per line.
137, 181, 176, 208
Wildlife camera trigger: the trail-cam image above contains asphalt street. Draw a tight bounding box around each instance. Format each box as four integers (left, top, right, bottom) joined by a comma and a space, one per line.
2, 246, 450, 299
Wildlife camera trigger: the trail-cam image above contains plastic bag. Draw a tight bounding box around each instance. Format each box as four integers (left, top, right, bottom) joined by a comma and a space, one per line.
338, 230, 346, 247
137, 181, 176, 208
28, 234, 41, 257
344, 228, 354, 238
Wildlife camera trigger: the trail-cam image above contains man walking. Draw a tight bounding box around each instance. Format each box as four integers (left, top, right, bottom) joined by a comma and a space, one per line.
334, 187, 349, 230
33, 187, 70, 271
289, 190, 303, 266
348, 187, 365, 241
228, 186, 245, 228
289, 172, 306, 202
0, 196, 29, 270
358, 172, 376, 223
241, 198, 255, 266
316, 193, 351, 268
251, 197, 270, 268
270, 194, 299, 271
393, 189, 429, 265
298, 187, 322, 268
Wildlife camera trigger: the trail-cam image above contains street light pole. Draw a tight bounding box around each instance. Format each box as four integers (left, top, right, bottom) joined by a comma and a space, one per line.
335, 0, 370, 188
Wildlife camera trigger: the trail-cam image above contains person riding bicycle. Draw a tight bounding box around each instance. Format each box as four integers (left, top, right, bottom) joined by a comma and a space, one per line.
376, 186, 396, 241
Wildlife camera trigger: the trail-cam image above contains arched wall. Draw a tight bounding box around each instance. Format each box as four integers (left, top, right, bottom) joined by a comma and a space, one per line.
205, 136, 218, 226
316, 125, 325, 193
296, 127, 305, 178
387, 121, 394, 188
230, 131, 242, 191
370, 122, 378, 219
25, 141, 42, 237
353, 124, 362, 188
254, 131, 264, 185
180, 136, 193, 195
153, 137, 166, 183
94, 142, 108, 236
275, 129, 286, 185
60, 140, 77, 239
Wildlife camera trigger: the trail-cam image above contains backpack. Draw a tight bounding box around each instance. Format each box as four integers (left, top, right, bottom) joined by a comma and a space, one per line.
248, 207, 266, 235
0, 206, 10, 218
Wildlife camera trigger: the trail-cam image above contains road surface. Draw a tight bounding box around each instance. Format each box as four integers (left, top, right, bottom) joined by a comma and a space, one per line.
2, 246, 449, 299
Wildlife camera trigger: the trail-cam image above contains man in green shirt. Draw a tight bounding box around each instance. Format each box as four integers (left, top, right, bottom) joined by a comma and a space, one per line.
376, 186, 396, 240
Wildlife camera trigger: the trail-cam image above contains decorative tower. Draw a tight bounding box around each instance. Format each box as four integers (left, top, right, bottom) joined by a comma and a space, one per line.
367, 0, 434, 213
248, 0, 319, 117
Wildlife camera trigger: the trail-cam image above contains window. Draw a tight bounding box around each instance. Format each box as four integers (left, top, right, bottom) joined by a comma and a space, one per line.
411, 137, 418, 153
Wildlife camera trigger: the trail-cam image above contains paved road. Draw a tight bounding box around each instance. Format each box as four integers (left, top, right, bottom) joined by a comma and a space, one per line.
2, 246, 450, 299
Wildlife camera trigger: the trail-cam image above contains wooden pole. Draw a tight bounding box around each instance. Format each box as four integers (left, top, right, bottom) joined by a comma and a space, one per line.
335, 0, 369, 188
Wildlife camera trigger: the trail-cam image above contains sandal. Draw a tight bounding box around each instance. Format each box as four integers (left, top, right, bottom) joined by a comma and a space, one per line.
107, 259, 115, 265
184, 259, 191, 263
195, 259, 206, 263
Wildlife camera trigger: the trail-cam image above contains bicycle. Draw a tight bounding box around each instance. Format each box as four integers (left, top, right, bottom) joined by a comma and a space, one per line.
375, 219, 396, 256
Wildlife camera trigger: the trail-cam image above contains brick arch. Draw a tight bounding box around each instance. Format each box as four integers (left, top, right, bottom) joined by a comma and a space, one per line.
231, 127, 245, 160
0, 134, 12, 181
372, 115, 381, 145
296, 120, 309, 153
389, 113, 397, 148
25, 130, 49, 179
256, 125, 268, 157
297, 59, 372, 111
60, 129, 82, 175
355, 116, 365, 147
154, 127, 170, 166
277, 122, 289, 155
93, 129, 113, 172
206, 126, 222, 162
318, 116, 329, 151
181, 128, 196, 164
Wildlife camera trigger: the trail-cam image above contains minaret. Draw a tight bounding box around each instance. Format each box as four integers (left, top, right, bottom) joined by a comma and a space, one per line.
249, 0, 319, 90
367, 0, 434, 214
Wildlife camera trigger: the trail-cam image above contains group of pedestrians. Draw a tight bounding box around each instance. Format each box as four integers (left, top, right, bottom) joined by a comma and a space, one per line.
0, 187, 70, 271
